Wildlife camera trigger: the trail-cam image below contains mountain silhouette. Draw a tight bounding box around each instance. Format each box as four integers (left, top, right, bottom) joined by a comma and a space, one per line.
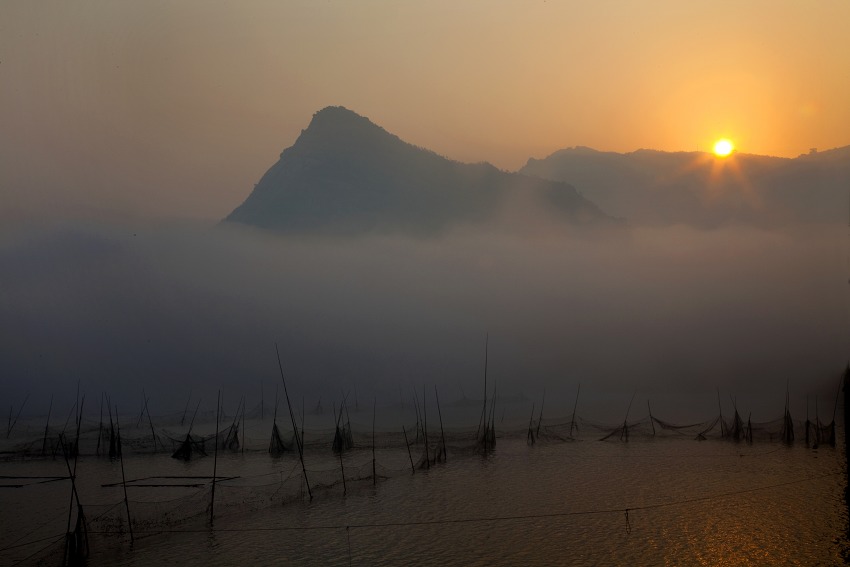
226, 106, 610, 233
520, 145, 850, 227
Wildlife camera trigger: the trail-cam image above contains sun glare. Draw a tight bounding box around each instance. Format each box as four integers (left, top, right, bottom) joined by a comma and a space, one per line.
713, 139, 734, 157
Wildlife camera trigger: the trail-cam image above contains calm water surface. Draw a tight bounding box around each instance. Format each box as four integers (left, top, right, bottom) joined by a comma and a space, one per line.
1, 432, 847, 566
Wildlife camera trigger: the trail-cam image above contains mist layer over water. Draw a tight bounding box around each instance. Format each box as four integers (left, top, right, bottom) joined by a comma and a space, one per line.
1, 221, 845, 422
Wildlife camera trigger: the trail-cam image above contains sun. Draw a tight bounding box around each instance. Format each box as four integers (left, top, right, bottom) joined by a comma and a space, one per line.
713, 139, 734, 157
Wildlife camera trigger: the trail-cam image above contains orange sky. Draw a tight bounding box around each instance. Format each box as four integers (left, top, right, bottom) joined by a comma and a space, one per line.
1, 1, 848, 220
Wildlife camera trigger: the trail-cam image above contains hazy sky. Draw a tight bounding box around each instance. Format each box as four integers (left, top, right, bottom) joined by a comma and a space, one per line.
2, 1, 849, 220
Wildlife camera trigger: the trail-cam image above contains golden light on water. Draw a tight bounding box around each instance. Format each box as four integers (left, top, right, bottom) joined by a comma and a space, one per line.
713, 139, 734, 157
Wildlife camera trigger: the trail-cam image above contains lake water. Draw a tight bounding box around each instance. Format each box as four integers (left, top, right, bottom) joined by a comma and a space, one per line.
1, 415, 847, 566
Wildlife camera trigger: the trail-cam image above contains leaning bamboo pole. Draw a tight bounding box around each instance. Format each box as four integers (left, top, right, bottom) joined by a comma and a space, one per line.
403, 425, 415, 474
143, 389, 158, 451
423, 385, 430, 469
276, 343, 312, 500
334, 402, 347, 495
181, 391, 192, 427
106, 396, 117, 460
59, 433, 84, 566
6, 393, 29, 439
43, 394, 53, 457
435, 386, 447, 462
211, 391, 221, 526
536, 389, 545, 438
570, 384, 581, 438
62, 394, 87, 564
619, 391, 636, 442
115, 407, 134, 547
648, 400, 656, 436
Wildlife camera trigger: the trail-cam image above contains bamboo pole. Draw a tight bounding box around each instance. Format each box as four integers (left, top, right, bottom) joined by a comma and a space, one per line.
143, 389, 157, 451
479, 334, 489, 446
62, 395, 86, 563
717, 387, 725, 437
570, 384, 581, 438
7, 393, 29, 438
73, 395, 84, 460
334, 402, 347, 495
137, 390, 146, 427
488, 380, 497, 452
64, 410, 82, 540
372, 398, 376, 485
211, 391, 221, 526
648, 400, 656, 436
59, 434, 81, 566
527, 403, 536, 446
343, 392, 352, 430
224, 397, 242, 451
412, 387, 422, 444
275, 343, 312, 500
106, 396, 117, 460
96, 392, 103, 457
435, 386, 447, 462
60, 402, 76, 450
536, 389, 545, 438
484, 334, 488, 437
269, 386, 279, 454
402, 425, 415, 474
43, 394, 53, 457
423, 385, 430, 469
188, 398, 201, 436
115, 407, 134, 547
620, 391, 636, 442
181, 391, 192, 427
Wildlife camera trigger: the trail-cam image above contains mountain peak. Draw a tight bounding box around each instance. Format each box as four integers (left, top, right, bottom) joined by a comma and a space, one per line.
307, 105, 375, 131
225, 107, 610, 234
289, 106, 404, 158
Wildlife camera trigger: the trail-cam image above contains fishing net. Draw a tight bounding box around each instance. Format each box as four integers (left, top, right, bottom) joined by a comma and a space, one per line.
332, 423, 354, 453
804, 419, 836, 447
170, 434, 207, 461
268, 423, 294, 456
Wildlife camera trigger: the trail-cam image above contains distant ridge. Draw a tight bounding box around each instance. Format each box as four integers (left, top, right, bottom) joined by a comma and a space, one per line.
521, 145, 850, 227
225, 107, 610, 233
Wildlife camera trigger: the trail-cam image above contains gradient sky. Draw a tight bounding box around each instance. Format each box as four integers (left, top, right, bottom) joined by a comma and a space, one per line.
2, 1, 849, 221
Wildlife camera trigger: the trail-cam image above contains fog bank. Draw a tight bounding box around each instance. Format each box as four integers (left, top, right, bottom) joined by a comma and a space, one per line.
1, 220, 846, 423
